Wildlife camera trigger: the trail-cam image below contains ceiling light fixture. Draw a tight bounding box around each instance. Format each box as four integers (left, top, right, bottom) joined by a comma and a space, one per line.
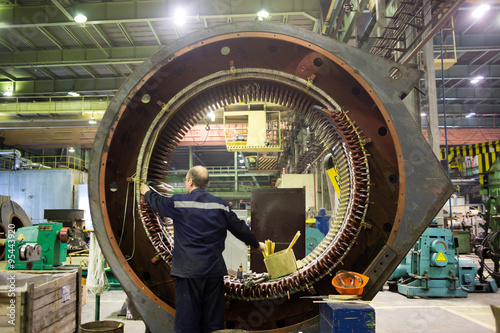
173, 9, 186, 25
69, 147, 75, 153
74, 14, 87, 23
68, 91, 80, 97
257, 9, 270, 21
3, 90, 12, 97
89, 111, 97, 124
207, 110, 215, 122
470, 76, 484, 84
465, 112, 476, 118
421, 112, 427, 116
471, 4, 490, 18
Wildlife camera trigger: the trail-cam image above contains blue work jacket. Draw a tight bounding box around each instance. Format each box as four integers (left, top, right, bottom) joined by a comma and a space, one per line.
144, 188, 259, 278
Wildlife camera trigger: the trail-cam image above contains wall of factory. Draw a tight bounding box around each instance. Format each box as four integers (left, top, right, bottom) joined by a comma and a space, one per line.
278, 174, 315, 211
0, 169, 88, 224
222, 209, 249, 272
74, 184, 92, 229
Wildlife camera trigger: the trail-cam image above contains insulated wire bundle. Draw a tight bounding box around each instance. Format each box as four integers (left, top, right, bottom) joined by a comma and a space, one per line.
87, 233, 109, 295
262, 231, 302, 258
286, 231, 301, 252
262, 240, 275, 258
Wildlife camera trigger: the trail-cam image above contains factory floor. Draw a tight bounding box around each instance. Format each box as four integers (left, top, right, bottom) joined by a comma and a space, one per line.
2, 256, 497, 332
82, 285, 499, 332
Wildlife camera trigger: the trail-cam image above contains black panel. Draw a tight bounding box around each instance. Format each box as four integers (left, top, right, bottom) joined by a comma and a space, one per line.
250, 188, 306, 273
44, 209, 84, 221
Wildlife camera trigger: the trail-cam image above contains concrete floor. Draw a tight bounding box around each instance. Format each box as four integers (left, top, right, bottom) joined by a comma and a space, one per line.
82, 290, 146, 332
81, 287, 499, 332
372, 286, 498, 333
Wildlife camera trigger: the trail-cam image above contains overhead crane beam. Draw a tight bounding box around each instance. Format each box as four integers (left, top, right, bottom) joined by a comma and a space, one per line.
0, 77, 125, 95
0, 46, 160, 68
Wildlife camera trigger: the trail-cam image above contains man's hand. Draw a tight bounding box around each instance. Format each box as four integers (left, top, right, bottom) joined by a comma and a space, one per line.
258, 242, 266, 252
140, 183, 150, 195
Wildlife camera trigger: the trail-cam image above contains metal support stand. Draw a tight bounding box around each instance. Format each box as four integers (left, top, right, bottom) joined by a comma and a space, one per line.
95, 294, 101, 321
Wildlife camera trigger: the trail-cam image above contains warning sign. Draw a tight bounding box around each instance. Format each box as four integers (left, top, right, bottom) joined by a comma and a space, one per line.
436, 251, 447, 262
16, 233, 25, 241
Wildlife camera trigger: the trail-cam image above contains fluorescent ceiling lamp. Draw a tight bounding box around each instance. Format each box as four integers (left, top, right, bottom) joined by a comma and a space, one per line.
472, 4, 490, 18
470, 76, 484, 84
174, 9, 186, 25
421, 112, 427, 116
3, 91, 12, 96
257, 9, 270, 19
465, 112, 476, 118
89, 117, 97, 124
69, 147, 75, 153
74, 14, 87, 23
68, 91, 80, 97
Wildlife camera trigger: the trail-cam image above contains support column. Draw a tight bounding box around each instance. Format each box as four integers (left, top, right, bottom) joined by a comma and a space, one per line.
422, 1, 440, 158
402, 27, 421, 126
374, 0, 388, 37
294, 143, 299, 172
188, 146, 193, 169
234, 152, 239, 192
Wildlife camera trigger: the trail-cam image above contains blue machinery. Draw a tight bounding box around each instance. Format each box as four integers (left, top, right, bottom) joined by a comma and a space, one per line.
389, 226, 498, 297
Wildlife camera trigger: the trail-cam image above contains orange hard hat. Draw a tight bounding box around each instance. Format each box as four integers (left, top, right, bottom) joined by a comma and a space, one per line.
332, 271, 370, 296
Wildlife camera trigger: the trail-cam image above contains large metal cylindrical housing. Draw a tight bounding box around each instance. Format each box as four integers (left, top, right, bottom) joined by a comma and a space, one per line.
89, 23, 453, 332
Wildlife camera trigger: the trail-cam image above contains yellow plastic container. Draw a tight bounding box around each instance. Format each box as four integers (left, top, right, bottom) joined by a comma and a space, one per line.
264, 249, 297, 279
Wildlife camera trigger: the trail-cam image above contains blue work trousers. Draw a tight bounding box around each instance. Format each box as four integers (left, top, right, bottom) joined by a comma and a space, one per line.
174, 276, 225, 333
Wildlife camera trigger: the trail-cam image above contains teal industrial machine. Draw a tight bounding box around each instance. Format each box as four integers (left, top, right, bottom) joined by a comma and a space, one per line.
305, 208, 331, 255
7, 222, 69, 270
389, 225, 498, 297
306, 227, 325, 255
476, 155, 500, 287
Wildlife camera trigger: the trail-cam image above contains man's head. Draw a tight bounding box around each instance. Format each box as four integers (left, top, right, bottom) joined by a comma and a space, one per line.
185, 165, 209, 193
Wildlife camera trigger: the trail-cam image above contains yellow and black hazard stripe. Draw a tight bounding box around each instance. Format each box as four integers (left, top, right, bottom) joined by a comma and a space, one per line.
440, 140, 499, 183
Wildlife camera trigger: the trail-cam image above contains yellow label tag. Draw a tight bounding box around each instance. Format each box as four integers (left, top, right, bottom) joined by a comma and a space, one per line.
326, 167, 341, 197
436, 251, 447, 262
17, 233, 25, 241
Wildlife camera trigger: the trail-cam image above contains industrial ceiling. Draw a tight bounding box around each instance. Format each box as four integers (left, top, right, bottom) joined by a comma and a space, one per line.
0, 0, 499, 149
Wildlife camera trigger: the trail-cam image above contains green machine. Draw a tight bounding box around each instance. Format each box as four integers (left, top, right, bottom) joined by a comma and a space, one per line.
476, 155, 500, 286
7, 222, 69, 270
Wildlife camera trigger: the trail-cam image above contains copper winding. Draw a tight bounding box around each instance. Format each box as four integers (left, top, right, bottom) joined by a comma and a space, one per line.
138, 79, 370, 300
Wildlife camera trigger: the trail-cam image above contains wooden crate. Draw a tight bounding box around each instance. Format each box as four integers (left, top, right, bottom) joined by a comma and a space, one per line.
0, 269, 82, 333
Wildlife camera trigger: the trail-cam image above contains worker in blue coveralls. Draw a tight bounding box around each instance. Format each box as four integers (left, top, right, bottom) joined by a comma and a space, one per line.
140, 165, 265, 333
